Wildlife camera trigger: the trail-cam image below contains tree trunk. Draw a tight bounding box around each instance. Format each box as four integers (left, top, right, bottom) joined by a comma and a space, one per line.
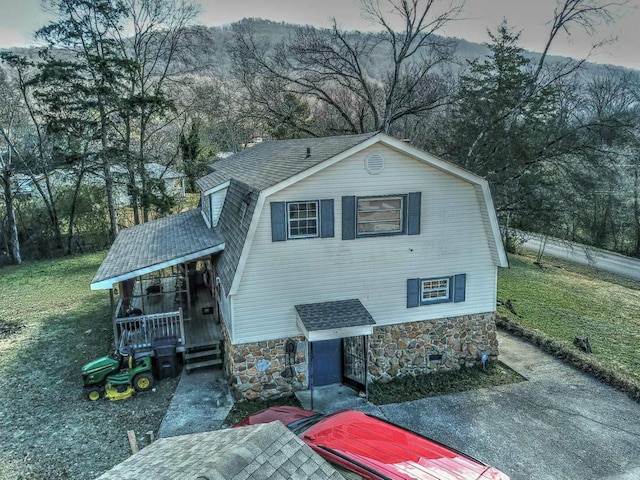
1, 169, 21, 264
99, 98, 118, 241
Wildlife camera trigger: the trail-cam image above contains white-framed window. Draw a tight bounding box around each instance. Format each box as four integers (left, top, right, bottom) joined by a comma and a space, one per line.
357, 196, 403, 235
287, 201, 319, 238
421, 277, 450, 303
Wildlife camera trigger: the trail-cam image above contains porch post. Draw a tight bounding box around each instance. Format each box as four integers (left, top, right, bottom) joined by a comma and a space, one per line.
309, 341, 314, 411
111, 287, 119, 350
364, 335, 369, 400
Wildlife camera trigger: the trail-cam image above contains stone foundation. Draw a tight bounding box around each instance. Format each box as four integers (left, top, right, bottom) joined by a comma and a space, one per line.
368, 312, 498, 382
223, 312, 498, 400
224, 327, 308, 401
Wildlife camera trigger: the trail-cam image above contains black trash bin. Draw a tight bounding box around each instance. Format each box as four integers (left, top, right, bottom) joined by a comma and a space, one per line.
152, 336, 180, 380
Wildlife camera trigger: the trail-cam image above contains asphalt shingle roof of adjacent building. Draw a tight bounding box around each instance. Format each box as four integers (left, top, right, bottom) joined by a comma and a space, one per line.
91, 209, 224, 287
94, 422, 344, 480
295, 299, 376, 331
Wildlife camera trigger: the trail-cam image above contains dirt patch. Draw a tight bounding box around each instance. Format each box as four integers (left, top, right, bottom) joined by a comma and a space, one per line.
0, 318, 27, 339
368, 361, 525, 405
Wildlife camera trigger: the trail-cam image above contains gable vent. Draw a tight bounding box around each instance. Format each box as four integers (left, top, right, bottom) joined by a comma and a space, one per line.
364, 152, 385, 175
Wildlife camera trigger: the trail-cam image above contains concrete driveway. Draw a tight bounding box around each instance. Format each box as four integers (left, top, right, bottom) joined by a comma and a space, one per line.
298, 332, 640, 480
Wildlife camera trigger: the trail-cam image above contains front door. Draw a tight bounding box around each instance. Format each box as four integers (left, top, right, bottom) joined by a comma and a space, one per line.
311, 339, 342, 386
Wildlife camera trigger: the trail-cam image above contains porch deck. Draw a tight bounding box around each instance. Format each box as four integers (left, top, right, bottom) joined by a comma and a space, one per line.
117, 275, 222, 354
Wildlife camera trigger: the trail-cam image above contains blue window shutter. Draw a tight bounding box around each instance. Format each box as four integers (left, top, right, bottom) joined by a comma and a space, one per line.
342, 196, 356, 240
454, 274, 466, 303
407, 192, 421, 235
271, 202, 286, 242
320, 199, 334, 238
407, 278, 420, 308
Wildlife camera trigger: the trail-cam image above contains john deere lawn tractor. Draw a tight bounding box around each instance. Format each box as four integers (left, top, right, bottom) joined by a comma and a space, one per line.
82, 347, 154, 401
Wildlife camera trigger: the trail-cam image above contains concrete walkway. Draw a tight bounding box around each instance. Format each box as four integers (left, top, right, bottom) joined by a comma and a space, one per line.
158, 368, 234, 438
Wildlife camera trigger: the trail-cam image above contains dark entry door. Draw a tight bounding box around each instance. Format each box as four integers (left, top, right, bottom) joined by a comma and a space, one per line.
343, 335, 367, 391
312, 339, 342, 386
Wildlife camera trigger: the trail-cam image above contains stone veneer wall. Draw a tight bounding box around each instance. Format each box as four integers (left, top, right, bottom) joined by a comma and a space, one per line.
222, 323, 309, 400
222, 312, 498, 400
368, 312, 498, 382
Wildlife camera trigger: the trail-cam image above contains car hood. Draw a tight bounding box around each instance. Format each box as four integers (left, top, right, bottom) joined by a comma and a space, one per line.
234, 406, 317, 428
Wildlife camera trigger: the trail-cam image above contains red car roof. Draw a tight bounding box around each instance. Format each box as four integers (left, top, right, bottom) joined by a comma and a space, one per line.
236, 407, 508, 480
304, 410, 504, 480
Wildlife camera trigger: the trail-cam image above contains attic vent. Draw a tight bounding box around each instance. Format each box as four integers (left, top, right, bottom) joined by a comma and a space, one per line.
364, 152, 385, 175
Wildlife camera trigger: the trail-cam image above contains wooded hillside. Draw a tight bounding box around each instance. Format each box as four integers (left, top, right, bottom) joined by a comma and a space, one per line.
1, 1, 638, 265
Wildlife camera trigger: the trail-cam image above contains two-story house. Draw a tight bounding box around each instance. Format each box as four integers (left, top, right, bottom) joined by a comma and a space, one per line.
90, 132, 507, 401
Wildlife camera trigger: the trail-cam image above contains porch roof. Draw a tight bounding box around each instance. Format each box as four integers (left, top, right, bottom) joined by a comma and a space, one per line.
90, 209, 224, 290
295, 299, 376, 342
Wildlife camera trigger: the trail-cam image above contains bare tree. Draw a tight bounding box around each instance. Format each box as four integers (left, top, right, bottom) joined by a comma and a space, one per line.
230, 0, 463, 136
113, 0, 200, 223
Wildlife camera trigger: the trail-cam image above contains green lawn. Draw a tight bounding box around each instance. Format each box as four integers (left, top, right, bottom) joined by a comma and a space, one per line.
0, 253, 179, 480
498, 253, 640, 398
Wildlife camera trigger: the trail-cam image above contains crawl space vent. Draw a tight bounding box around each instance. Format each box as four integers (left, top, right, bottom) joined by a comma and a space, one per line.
364, 152, 385, 175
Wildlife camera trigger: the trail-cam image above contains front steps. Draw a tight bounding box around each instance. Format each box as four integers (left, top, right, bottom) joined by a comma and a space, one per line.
184, 341, 223, 373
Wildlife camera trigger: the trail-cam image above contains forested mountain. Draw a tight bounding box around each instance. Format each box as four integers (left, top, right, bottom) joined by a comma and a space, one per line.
1, 1, 639, 266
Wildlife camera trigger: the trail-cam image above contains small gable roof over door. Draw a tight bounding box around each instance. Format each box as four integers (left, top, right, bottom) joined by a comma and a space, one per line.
295, 299, 376, 342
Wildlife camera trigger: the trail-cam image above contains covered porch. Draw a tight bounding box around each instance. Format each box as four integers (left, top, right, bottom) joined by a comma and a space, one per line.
90, 210, 226, 372
113, 261, 222, 353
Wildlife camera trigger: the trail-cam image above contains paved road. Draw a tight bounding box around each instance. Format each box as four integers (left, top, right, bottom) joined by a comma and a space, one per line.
521, 235, 640, 281
301, 332, 640, 480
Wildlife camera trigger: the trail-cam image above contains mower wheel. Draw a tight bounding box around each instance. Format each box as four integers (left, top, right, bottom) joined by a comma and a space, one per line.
86, 387, 102, 401
133, 372, 154, 392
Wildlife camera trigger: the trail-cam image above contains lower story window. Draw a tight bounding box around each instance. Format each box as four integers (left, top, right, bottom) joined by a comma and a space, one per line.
421, 278, 450, 303
407, 274, 465, 308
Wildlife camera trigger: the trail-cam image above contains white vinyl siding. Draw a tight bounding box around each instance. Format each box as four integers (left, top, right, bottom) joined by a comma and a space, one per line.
231, 144, 498, 344
210, 188, 227, 227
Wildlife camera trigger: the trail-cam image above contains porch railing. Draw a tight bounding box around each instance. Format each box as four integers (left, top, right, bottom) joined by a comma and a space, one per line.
115, 308, 185, 352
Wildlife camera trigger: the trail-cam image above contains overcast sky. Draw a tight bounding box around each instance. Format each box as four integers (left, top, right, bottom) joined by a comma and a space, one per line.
1, 0, 639, 69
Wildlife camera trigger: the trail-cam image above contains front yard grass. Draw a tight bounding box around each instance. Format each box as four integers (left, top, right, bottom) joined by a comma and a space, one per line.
498, 252, 640, 401
0, 253, 179, 480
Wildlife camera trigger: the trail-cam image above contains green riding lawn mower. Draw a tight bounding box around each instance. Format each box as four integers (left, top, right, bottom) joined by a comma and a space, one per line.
81, 347, 155, 401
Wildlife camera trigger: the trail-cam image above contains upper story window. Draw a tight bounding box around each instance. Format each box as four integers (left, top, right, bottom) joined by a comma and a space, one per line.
342, 192, 420, 240
271, 199, 334, 242
357, 196, 403, 235
288, 201, 319, 238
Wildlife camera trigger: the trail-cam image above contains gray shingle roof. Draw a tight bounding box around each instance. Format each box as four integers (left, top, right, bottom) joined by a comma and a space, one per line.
94, 422, 344, 480
91, 209, 224, 288
197, 132, 377, 193
295, 299, 375, 331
